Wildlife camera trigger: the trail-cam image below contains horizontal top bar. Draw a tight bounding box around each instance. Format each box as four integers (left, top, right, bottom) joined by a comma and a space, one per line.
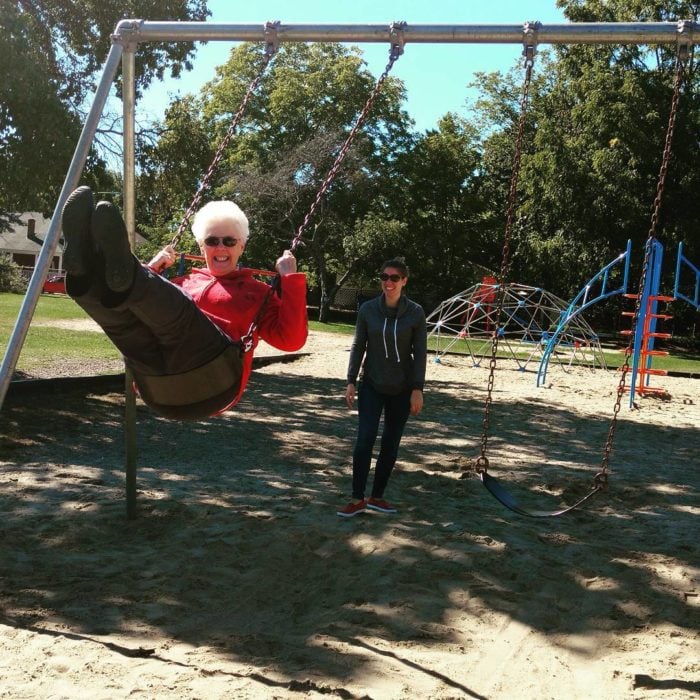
113, 20, 698, 45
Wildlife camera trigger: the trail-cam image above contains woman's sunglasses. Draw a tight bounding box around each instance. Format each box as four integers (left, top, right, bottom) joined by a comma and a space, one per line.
379, 273, 404, 282
204, 236, 238, 248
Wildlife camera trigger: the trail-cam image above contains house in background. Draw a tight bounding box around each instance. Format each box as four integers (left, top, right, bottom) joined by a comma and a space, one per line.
1, 212, 148, 279
0, 212, 63, 274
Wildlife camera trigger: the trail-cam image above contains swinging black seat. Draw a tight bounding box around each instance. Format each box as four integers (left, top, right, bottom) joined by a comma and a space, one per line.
133, 343, 243, 420
480, 472, 606, 518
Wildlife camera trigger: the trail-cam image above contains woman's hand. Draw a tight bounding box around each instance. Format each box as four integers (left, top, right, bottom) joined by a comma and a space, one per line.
410, 389, 424, 416
275, 249, 297, 276
148, 245, 177, 273
345, 383, 356, 409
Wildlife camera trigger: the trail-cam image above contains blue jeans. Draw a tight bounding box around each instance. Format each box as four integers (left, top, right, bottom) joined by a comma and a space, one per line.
352, 382, 412, 500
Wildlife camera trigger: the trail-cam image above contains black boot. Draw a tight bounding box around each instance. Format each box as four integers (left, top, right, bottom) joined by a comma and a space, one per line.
91, 201, 136, 293
61, 186, 95, 279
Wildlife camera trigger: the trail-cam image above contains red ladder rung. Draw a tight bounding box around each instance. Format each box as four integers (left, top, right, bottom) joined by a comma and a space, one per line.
639, 368, 668, 376
637, 386, 671, 395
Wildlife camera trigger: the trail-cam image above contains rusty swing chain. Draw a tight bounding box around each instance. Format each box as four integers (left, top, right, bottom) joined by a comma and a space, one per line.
473, 26, 538, 476
169, 21, 405, 255
597, 45, 689, 483
472, 32, 689, 493
288, 21, 407, 253
169, 21, 281, 250
236, 22, 406, 351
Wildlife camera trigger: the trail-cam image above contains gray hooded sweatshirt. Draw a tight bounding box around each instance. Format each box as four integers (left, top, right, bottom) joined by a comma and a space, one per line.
347, 293, 427, 395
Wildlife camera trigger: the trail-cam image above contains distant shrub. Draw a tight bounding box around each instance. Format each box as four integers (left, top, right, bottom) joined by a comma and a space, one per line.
0, 254, 27, 293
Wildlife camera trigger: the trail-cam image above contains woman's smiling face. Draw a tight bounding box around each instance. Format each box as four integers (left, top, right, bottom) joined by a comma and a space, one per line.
199, 220, 245, 276
380, 266, 407, 306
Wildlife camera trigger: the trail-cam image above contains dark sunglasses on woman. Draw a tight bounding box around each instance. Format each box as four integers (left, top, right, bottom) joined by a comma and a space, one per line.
204, 236, 238, 247
379, 273, 403, 282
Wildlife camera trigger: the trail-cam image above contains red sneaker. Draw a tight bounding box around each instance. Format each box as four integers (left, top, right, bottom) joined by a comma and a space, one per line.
337, 500, 367, 518
366, 498, 397, 514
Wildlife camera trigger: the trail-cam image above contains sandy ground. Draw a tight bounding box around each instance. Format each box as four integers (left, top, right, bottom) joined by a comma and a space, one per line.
1, 329, 698, 699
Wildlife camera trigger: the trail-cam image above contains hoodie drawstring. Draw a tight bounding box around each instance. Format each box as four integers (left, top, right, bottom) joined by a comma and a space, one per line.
393, 318, 400, 362
382, 317, 401, 362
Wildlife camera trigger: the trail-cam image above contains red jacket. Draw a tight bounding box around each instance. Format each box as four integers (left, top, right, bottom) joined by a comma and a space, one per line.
173, 267, 308, 408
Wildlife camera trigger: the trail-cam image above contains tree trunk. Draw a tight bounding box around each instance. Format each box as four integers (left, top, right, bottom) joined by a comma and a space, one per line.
318, 289, 331, 322
317, 280, 340, 322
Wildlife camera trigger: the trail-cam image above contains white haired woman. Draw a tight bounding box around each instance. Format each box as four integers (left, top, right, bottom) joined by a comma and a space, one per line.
61, 187, 307, 420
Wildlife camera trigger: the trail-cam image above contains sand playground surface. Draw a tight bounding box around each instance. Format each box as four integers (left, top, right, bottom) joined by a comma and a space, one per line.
1, 329, 698, 699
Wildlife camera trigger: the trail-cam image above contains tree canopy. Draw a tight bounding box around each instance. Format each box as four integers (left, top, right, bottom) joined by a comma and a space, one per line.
0, 0, 209, 229
4, 1, 698, 333
472, 1, 699, 305
136, 6, 698, 327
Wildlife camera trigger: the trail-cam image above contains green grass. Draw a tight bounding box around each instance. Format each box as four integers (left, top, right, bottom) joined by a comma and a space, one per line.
1, 291, 89, 321
427, 334, 700, 374
0, 292, 121, 373
3, 292, 699, 377
308, 319, 355, 335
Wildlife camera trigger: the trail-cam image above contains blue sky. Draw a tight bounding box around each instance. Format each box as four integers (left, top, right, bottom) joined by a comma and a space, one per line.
135, 0, 567, 131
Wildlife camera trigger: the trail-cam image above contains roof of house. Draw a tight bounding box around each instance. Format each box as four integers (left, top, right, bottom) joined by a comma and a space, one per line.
1, 211, 148, 257
0, 212, 58, 255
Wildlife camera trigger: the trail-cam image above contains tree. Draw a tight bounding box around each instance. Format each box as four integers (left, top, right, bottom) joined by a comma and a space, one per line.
387, 114, 488, 311
135, 94, 214, 261
0, 0, 209, 229
138, 42, 413, 321
470, 0, 699, 314
0, 254, 25, 293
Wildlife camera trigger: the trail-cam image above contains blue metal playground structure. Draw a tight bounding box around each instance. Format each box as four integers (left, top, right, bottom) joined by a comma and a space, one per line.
626, 239, 672, 404
537, 239, 699, 405
536, 240, 632, 387
675, 242, 700, 309
429, 239, 697, 400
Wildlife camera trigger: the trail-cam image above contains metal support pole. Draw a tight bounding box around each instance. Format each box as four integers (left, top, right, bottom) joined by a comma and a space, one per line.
0, 42, 124, 409
121, 38, 139, 520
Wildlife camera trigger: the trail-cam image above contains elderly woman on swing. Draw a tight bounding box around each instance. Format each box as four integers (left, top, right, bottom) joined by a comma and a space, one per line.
61, 186, 308, 420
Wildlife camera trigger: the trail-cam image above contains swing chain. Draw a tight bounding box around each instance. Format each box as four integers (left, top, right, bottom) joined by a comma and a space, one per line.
288, 22, 407, 253
599, 50, 688, 478
473, 455, 489, 475
169, 21, 281, 249
472, 40, 536, 473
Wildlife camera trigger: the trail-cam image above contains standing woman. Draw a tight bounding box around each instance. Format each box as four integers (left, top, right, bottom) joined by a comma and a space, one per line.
338, 257, 427, 517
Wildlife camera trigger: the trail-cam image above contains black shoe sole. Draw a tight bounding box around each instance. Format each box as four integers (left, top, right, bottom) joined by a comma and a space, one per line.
91, 201, 135, 292
61, 186, 94, 277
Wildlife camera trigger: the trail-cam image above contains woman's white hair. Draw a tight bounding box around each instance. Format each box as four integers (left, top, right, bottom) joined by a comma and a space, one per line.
191, 200, 249, 244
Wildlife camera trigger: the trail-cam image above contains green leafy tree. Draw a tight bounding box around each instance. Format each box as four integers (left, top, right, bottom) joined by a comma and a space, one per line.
138, 42, 413, 321
388, 113, 488, 311
0, 0, 209, 228
135, 94, 214, 261
471, 0, 699, 319
0, 254, 26, 293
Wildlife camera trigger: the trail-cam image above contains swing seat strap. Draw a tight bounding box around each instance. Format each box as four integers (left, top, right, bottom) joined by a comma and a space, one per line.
133, 343, 244, 408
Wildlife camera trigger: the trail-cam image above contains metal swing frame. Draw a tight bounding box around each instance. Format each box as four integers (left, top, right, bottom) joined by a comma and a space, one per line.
0, 19, 696, 518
